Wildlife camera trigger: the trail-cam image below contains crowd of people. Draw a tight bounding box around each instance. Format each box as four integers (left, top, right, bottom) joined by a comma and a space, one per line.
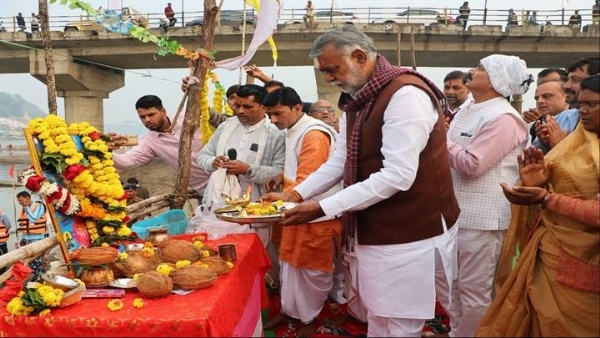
102, 22, 600, 336
0, 17, 597, 337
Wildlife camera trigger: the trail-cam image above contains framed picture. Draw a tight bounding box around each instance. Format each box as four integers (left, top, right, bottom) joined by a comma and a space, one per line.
23, 127, 80, 276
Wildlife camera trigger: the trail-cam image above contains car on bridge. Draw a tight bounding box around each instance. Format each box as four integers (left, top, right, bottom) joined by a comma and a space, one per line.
285, 10, 360, 25
64, 7, 148, 32
371, 8, 456, 26
185, 9, 256, 27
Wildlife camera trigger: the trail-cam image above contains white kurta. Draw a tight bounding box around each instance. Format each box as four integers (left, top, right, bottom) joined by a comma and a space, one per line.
294, 86, 458, 321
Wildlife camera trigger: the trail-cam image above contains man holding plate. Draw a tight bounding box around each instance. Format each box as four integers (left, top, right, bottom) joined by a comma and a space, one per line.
261, 87, 342, 337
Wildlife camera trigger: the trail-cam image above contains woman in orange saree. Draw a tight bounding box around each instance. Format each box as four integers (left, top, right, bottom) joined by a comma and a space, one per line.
477, 75, 599, 337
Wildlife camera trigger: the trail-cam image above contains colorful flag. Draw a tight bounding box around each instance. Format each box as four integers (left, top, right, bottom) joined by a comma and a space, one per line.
7, 164, 14, 178
216, 0, 282, 70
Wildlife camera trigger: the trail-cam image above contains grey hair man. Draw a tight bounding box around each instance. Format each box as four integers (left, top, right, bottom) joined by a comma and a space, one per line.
272, 25, 460, 336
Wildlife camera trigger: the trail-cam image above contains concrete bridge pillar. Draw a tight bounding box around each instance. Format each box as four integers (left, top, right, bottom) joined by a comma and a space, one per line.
29, 49, 125, 132
313, 63, 342, 111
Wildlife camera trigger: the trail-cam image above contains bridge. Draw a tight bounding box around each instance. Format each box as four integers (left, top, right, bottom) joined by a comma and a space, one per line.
0, 22, 598, 129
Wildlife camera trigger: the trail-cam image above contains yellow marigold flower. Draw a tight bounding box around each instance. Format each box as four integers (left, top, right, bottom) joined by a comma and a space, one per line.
17, 291, 25, 297
156, 263, 175, 276
133, 298, 144, 309
117, 226, 132, 237
119, 252, 128, 260
175, 260, 191, 269
144, 242, 153, 248
39, 308, 51, 316
201, 250, 210, 258
102, 226, 115, 235
133, 273, 141, 281
141, 247, 155, 258
101, 243, 109, 248
226, 262, 234, 268
107, 299, 124, 311
193, 241, 204, 248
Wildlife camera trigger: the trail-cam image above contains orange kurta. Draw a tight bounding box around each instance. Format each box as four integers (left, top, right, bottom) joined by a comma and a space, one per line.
277, 130, 341, 273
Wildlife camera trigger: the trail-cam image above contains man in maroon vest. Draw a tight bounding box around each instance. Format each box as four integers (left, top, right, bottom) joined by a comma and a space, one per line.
272, 25, 460, 336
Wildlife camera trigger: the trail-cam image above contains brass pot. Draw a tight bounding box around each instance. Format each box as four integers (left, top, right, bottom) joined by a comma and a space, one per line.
147, 227, 170, 247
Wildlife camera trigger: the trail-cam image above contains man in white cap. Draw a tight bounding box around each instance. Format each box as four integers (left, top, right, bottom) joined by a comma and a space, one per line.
440, 54, 533, 337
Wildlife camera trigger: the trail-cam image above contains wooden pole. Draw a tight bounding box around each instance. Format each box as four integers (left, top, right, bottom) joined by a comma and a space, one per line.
39, 0, 58, 114
0, 236, 58, 271
171, 0, 218, 209
239, 0, 248, 84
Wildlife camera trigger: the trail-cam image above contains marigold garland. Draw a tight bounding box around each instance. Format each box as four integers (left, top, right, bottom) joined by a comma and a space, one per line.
26, 115, 132, 247
200, 73, 213, 145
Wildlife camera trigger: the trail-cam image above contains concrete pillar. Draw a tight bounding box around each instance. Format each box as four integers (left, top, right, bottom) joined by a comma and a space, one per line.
59, 91, 108, 129
29, 49, 125, 132
313, 62, 341, 111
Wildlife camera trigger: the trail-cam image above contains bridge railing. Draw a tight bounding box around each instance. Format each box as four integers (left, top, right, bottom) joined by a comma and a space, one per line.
0, 6, 595, 33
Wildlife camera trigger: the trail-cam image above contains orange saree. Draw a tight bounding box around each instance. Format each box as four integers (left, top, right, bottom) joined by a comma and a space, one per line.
477, 125, 600, 337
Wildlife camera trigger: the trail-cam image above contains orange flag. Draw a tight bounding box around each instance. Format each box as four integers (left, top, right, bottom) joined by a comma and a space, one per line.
8, 164, 15, 178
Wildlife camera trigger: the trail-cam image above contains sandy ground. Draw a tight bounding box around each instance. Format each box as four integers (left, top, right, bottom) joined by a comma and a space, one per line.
118, 158, 180, 197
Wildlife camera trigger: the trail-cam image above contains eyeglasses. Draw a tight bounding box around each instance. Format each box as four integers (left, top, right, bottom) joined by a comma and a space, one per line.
312, 106, 335, 113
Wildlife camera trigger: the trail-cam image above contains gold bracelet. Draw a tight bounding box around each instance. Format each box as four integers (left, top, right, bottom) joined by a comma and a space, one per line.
511, 99, 523, 103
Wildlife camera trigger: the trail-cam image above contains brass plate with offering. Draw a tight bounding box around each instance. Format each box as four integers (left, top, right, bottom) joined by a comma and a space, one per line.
216, 200, 297, 224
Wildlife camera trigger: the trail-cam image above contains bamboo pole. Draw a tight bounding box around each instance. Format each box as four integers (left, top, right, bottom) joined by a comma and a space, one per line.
0, 236, 58, 271
38, 0, 58, 114
171, 0, 218, 209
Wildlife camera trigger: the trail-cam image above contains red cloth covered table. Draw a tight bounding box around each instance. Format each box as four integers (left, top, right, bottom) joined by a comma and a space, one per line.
0, 233, 271, 337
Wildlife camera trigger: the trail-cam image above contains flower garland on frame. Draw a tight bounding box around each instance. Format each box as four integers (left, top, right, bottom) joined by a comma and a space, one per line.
26, 115, 132, 246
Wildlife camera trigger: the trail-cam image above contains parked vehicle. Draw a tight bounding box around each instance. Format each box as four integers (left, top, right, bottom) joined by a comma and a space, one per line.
64, 7, 147, 32
185, 9, 256, 27
285, 10, 359, 25
372, 8, 456, 25
313, 10, 360, 24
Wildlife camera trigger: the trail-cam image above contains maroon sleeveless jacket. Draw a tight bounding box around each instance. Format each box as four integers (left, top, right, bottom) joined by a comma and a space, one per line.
345, 75, 460, 245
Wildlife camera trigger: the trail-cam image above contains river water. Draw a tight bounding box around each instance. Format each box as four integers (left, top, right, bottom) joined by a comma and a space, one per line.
0, 138, 56, 250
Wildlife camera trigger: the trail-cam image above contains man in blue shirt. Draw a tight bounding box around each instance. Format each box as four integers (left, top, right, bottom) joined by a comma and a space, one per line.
534, 57, 599, 153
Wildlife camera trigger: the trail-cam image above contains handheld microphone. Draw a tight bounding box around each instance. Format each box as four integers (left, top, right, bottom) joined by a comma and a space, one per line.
227, 148, 237, 161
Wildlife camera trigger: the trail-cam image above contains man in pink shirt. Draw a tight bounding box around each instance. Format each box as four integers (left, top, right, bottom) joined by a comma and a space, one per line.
109, 95, 209, 197
442, 55, 533, 337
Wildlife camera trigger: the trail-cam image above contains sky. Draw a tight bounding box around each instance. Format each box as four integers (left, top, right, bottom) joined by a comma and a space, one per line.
0, 0, 595, 130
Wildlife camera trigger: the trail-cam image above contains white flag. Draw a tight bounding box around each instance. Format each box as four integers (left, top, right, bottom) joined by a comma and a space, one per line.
215, 0, 282, 70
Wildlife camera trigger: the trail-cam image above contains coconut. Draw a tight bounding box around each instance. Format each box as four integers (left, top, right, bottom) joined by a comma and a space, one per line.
199, 256, 231, 275
159, 240, 201, 263
136, 271, 173, 298
194, 243, 218, 257
72, 246, 119, 265
171, 265, 217, 290
111, 251, 161, 278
